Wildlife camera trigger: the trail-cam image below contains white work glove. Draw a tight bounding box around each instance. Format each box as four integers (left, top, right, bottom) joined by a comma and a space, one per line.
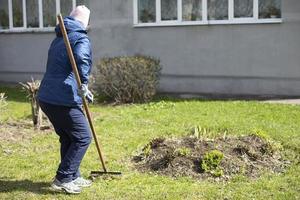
78, 84, 94, 103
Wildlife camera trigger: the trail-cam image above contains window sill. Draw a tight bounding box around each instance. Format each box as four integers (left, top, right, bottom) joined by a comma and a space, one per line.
133, 18, 283, 27
0, 27, 55, 34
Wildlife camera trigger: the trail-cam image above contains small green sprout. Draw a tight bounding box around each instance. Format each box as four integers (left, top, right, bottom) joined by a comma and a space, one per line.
174, 147, 191, 157
143, 144, 152, 157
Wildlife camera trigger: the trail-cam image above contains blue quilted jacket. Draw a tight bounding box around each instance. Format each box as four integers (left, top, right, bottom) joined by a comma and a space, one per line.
38, 17, 92, 107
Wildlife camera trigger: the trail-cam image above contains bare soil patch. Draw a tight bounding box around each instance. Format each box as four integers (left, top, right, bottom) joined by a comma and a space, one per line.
0, 119, 52, 143
133, 135, 289, 180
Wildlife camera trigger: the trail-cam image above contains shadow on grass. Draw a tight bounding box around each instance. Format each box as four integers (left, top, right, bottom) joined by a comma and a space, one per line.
154, 93, 300, 102
0, 179, 54, 195
96, 93, 300, 106
3, 84, 299, 105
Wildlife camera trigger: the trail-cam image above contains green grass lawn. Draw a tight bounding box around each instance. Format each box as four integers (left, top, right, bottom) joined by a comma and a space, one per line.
0, 86, 300, 200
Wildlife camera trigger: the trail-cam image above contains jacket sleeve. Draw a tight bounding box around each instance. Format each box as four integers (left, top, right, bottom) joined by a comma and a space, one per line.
73, 37, 92, 85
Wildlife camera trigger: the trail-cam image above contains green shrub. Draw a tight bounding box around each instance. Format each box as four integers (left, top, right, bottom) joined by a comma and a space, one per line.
201, 150, 224, 177
95, 55, 162, 103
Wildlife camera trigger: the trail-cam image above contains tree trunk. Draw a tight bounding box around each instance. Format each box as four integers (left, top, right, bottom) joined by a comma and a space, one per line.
31, 95, 43, 130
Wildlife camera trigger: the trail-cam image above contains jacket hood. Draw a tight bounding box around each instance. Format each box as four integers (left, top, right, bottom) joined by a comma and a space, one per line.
55, 16, 87, 37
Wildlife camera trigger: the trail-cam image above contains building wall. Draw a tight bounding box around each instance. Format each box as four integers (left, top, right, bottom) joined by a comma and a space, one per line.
0, 0, 299, 96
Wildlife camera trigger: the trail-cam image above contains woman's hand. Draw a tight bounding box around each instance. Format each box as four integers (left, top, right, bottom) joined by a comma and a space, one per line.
78, 84, 94, 103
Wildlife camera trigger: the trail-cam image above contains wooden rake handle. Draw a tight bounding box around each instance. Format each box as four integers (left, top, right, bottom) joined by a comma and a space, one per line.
57, 14, 107, 172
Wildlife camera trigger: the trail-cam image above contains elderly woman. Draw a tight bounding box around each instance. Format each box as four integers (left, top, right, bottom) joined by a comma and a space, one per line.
38, 5, 93, 194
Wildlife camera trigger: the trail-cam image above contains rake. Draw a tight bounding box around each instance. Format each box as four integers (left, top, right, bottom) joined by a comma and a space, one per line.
57, 14, 121, 178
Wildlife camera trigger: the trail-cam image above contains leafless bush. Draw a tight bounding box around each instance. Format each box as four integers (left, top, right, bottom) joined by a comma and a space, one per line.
20, 78, 43, 129
0, 93, 7, 109
95, 55, 162, 103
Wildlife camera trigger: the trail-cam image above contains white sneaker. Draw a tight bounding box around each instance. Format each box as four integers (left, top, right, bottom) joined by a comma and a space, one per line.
51, 178, 81, 194
73, 177, 92, 188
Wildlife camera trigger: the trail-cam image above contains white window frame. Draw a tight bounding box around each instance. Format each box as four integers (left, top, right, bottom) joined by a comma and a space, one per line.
0, 0, 79, 33
133, 0, 282, 27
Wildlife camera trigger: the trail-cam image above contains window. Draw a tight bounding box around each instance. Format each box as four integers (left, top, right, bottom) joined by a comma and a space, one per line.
0, 1, 9, 29
0, 0, 88, 32
43, 0, 56, 27
138, 0, 156, 23
76, 0, 89, 6
208, 0, 228, 20
234, 0, 253, 18
161, 0, 178, 21
183, 0, 202, 21
27, 0, 39, 28
259, 0, 281, 19
134, 0, 282, 26
61, 0, 74, 18
12, 0, 24, 27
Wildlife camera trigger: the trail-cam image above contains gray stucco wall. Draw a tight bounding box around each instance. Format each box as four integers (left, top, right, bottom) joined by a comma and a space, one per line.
0, 0, 299, 96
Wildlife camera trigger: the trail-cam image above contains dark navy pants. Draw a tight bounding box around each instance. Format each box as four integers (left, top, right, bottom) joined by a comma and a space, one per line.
39, 101, 92, 183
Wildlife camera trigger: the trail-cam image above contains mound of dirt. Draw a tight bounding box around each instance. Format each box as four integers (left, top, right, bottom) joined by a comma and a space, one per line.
0, 120, 52, 143
132, 135, 289, 180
